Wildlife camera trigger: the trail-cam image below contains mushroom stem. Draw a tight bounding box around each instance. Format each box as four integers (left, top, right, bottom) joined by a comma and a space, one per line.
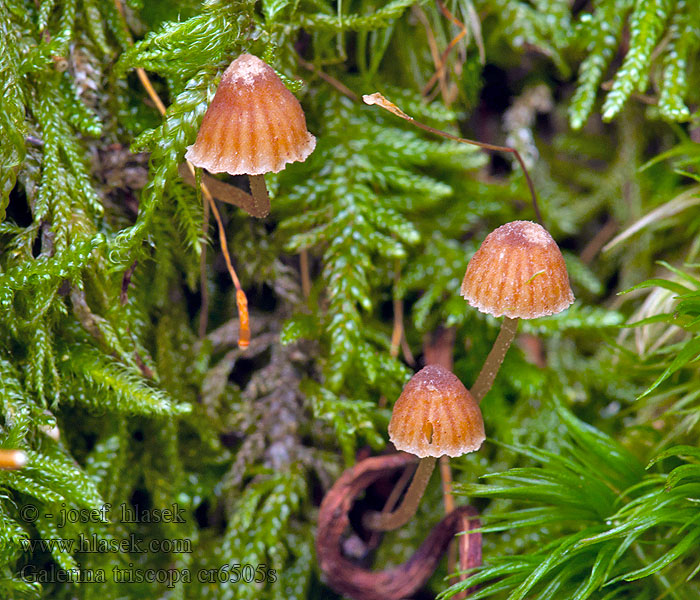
248, 174, 270, 215
363, 456, 437, 532
471, 316, 519, 403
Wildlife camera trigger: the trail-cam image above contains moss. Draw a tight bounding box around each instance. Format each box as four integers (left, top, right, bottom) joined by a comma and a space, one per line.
1, 0, 699, 598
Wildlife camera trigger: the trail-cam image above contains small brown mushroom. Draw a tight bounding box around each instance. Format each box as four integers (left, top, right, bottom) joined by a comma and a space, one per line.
364, 365, 484, 532
0, 449, 28, 470
185, 53, 316, 216
461, 220, 574, 402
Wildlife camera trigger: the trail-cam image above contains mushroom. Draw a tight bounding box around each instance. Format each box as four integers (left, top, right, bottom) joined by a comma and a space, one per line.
185, 53, 316, 217
364, 365, 485, 531
461, 220, 574, 402
0, 449, 28, 470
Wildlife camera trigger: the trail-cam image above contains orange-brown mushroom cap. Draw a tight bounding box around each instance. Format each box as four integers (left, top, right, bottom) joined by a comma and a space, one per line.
460, 220, 574, 319
388, 365, 485, 458
185, 53, 316, 175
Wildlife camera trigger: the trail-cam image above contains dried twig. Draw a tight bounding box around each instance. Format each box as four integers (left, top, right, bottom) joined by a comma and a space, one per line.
413, 4, 451, 103
300, 249, 311, 299
120, 261, 137, 306
421, 1, 471, 103
316, 453, 481, 600
297, 56, 359, 102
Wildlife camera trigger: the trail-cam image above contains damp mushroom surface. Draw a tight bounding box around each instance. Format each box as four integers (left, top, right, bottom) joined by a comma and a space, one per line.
461, 220, 574, 402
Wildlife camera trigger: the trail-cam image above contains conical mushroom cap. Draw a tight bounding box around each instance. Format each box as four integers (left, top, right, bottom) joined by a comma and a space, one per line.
388, 365, 485, 458
185, 54, 316, 175
460, 220, 574, 319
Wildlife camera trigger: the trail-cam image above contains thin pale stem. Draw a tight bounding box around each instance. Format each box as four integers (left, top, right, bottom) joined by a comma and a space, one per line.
471, 316, 519, 403
383, 461, 416, 514
363, 456, 436, 532
198, 197, 210, 338
363, 93, 543, 225
439, 456, 455, 514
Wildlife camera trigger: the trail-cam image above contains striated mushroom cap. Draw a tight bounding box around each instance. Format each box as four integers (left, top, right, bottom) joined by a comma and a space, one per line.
388, 365, 485, 458
460, 220, 574, 319
185, 54, 316, 175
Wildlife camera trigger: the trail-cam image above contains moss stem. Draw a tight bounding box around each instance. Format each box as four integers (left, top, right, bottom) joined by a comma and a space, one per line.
363, 456, 436, 532
471, 317, 519, 403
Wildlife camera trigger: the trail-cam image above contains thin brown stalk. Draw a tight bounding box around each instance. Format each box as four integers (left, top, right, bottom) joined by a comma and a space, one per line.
437, 0, 465, 28
421, 0, 469, 101
422, 28, 467, 99
390, 294, 404, 358
390, 260, 405, 358
401, 335, 416, 366
198, 197, 210, 338
362, 459, 418, 553
581, 218, 617, 264
441, 455, 462, 598
297, 56, 359, 102
383, 461, 416, 514
135, 68, 167, 114
316, 453, 482, 600
439, 457, 456, 513
413, 4, 450, 103
471, 316, 519, 403
380, 261, 405, 409
300, 249, 311, 299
